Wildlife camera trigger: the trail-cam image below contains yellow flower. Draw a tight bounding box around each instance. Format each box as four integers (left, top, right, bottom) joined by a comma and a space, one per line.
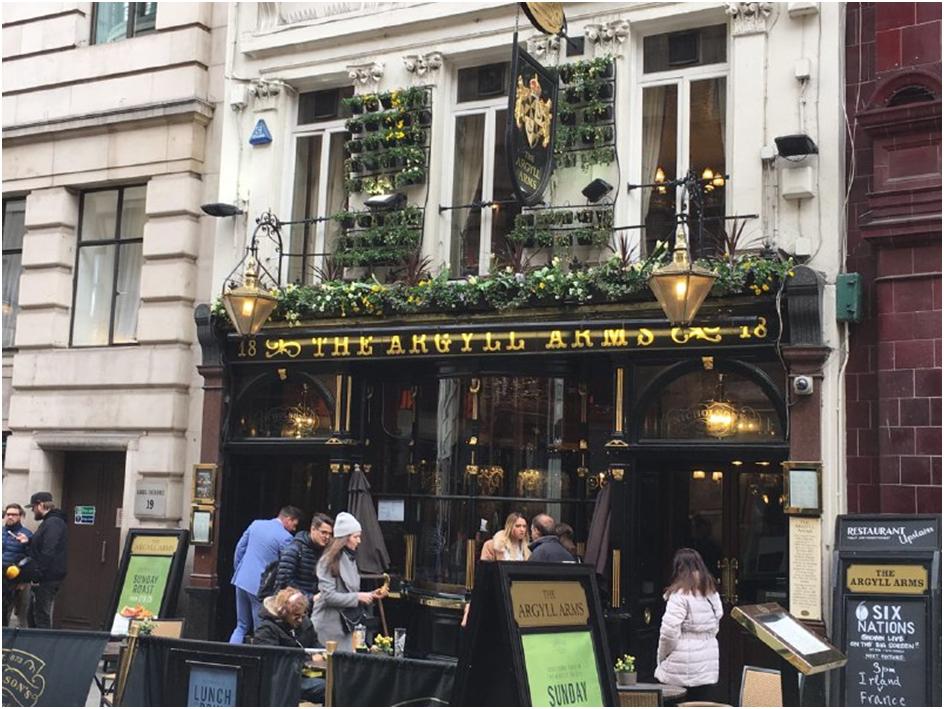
538, 283, 546, 289
762, 283, 770, 292
788, 270, 796, 277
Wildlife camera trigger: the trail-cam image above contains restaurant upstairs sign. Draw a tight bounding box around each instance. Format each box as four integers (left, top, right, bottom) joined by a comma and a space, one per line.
227, 316, 773, 362
507, 37, 558, 205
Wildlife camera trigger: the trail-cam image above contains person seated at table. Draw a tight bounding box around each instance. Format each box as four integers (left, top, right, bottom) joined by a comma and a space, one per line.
253, 587, 324, 703
554, 522, 579, 561
481, 512, 531, 561
655, 548, 723, 702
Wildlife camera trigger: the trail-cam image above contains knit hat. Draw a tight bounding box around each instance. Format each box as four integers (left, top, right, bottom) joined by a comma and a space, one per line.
333, 512, 362, 538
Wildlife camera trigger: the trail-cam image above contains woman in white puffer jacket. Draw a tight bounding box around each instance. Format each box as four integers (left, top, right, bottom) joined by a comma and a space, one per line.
655, 548, 724, 697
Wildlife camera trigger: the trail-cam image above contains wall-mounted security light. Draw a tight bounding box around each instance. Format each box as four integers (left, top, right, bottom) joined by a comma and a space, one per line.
364, 192, 407, 211
201, 203, 245, 218
582, 178, 613, 204
774, 134, 818, 159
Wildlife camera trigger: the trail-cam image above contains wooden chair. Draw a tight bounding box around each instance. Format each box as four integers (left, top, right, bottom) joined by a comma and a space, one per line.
618, 687, 664, 706
99, 619, 185, 706
739, 665, 783, 707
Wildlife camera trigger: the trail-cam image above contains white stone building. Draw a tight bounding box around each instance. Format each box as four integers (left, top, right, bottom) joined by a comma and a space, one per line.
2, 2, 226, 627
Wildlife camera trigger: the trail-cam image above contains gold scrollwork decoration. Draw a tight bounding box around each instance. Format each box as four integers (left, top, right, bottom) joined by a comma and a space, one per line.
479, 465, 504, 495
265, 338, 303, 359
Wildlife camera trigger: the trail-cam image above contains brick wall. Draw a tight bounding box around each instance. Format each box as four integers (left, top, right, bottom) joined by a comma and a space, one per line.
845, 3, 942, 514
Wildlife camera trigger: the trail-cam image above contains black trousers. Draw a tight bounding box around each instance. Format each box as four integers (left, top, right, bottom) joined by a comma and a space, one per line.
29, 581, 61, 629
2, 581, 31, 627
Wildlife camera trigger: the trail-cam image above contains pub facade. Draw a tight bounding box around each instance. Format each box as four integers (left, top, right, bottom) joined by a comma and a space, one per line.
190, 2, 848, 700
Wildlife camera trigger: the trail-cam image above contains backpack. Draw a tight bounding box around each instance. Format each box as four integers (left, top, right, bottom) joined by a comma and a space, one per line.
257, 538, 302, 602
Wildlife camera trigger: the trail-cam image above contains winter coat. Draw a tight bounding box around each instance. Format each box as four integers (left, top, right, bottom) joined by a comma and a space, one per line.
275, 531, 325, 599
253, 596, 317, 649
231, 518, 293, 594
481, 530, 530, 561
529, 535, 575, 563
29, 509, 68, 583
655, 590, 723, 688
3, 522, 32, 566
311, 550, 362, 649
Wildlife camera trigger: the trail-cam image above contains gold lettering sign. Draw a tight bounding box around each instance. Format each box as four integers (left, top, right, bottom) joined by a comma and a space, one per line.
846, 564, 928, 595
510, 580, 589, 628
131, 536, 179, 556
232, 319, 771, 361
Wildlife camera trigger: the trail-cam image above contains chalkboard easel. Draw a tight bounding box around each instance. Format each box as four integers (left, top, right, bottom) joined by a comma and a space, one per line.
453, 562, 618, 707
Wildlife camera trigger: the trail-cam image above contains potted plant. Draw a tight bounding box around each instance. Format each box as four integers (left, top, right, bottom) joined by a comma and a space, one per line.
363, 94, 380, 112
344, 95, 365, 115
560, 108, 576, 126
346, 117, 364, 134
614, 654, 636, 686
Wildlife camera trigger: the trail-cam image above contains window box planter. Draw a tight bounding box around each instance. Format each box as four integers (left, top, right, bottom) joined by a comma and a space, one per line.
364, 118, 380, 132
565, 87, 582, 104
597, 82, 614, 100
347, 139, 364, 154
363, 95, 381, 112
577, 209, 595, 224
357, 213, 374, 228
380, 93, 395, 110
584, 105, 612, 123
347, 119, 364, 135
559, 65, 575, 84
560, 110, 576, 126
418, 110, 433, 127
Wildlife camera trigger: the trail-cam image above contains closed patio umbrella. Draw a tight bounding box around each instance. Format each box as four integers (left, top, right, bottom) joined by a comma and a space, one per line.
583, 480, 611, 580
348, 464, 391, 575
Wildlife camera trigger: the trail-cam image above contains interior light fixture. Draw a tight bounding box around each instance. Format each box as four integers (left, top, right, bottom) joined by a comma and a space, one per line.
364, 192, 407, 211
712, 471, 724, 482
654, 167, 667, 194
582, 178, 614, 204
201, 202, 245, 218
692, 470, 706, 480
731, 460, 743, 466
648, 228, 718, 325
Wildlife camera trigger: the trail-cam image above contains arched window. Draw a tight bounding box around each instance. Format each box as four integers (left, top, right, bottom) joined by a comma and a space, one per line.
231, 372, 335, 439
634, 361, 785, 442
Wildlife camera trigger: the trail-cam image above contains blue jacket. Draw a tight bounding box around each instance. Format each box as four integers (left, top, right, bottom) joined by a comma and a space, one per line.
3, 522, 32, 566
231, 518, 293, 594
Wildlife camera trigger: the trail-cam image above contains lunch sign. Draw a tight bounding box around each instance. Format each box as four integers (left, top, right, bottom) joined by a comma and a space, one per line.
226, 316, 774, 363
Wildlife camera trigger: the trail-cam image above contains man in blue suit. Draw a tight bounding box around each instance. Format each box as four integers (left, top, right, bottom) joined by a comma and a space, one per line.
229, 506, 302, 643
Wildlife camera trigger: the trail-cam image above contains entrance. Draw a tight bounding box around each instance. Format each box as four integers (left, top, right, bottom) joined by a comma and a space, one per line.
635, 459, 788, 702
57, 451, 124, 629
215, 451, 332, 638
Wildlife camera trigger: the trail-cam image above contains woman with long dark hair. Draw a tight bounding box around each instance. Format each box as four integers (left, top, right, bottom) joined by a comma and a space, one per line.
311, 512, 385, 650
654, 548, 723, 698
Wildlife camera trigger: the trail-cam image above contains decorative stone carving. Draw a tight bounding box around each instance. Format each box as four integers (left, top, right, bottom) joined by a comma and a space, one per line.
403, 52, 444, 78
526, 34, 561, 60
278, 2, 402, 24
347, 61, 385, 89
249, 79, 283, 111
583, 20, 629, 52
725, 2, 773, 36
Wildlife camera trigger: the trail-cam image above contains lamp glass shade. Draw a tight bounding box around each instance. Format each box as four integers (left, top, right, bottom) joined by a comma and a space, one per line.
222, 269, 278, 335
647, 231, 717, 325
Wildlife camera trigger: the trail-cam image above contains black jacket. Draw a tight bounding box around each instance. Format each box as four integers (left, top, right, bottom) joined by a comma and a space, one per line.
253, 605, 317, 649
29, 509, 69, 582
275, 531, 325, 599
529, 535, 575, 563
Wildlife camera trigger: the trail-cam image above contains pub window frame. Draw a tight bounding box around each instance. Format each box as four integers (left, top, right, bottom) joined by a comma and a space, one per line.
2, 196, 26, 349
287, 87, 353, 284
445, 61, 515, 278
633, 24, 730, 256
70, 185, 146, 347
91, 2, 157, 45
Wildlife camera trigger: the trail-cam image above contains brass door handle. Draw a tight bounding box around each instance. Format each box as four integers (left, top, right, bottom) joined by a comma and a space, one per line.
718, 557, 739, 604
101, 540, 107, 564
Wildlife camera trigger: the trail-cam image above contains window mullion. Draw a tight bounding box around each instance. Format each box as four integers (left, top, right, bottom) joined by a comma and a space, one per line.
109, 188, 126, 345
677, 78, 691, 217
479, 108, 497, 275
313, 132, 333, 279
127, 3, 135, 39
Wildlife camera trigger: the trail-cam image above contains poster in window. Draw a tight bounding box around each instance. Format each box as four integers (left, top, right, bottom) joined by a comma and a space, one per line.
507, 36, 558, 205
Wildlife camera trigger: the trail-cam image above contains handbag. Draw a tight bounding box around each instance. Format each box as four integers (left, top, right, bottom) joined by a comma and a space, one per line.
339, 605, 370, 633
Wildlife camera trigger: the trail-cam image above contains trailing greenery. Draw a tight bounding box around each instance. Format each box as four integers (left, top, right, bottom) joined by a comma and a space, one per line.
508, 206, 614, 248
555, 56, 616, 172
212, 249, 795, 326
342, 87, 431, 193
331, 206, 424, 268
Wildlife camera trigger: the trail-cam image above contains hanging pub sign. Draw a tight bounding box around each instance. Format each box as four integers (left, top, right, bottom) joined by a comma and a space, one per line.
519, 2, 566, 35
831, 514, 941, 708
507, 35, 558, 206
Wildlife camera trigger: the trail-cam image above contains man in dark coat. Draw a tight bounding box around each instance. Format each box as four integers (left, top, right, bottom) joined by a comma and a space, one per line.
275, 513, 333, 601
3, 503, 32, 626
528, 513, 575, 563
14, 492, 68, 628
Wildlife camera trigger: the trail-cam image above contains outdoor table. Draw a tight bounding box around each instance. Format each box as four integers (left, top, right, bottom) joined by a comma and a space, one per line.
618, 681, 688, 705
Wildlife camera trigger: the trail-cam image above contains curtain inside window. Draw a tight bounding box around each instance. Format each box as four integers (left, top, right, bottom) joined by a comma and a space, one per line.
641, 85, 677, 254
113, 242, 142, 343
289, 135, 322, 283
2, 200, 25, 348
450, 114, 485, 276
323, 132, 348, 271
72, 245, 116, 346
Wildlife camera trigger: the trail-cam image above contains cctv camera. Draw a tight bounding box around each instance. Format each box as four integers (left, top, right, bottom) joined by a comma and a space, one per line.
792, 376, 814, 396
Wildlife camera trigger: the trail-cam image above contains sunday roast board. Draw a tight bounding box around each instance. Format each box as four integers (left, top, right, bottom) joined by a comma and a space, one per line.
831, 515, 941, 708
106, 528, 189, 634
453, 562, 618, 707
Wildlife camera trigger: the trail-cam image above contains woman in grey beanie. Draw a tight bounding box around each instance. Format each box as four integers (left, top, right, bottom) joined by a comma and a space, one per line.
311, 512, 386, 650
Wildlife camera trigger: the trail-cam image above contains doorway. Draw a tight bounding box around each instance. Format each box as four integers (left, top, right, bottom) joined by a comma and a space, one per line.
215, 451, 332, 639
634, 459, 788, 702
57, 451, 125, 629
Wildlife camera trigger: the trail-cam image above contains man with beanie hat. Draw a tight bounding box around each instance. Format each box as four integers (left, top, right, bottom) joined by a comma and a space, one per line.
14, 492, 68, 628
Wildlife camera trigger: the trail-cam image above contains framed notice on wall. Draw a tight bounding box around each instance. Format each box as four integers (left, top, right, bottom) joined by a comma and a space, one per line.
105, 528, 189, 635
782, 461, 822, 515
193, 464, 218, 504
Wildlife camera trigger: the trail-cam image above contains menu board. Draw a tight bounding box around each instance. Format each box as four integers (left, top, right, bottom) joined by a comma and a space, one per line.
522, 631, 603, 707
843, 598, 927, 707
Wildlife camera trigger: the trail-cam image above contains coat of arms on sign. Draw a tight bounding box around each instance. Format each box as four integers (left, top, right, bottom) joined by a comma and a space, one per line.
514, 74, 553, 148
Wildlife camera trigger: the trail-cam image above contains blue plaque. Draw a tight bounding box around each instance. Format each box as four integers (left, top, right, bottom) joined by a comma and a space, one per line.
188, 663, 238, 706
249, 119, 272, 145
